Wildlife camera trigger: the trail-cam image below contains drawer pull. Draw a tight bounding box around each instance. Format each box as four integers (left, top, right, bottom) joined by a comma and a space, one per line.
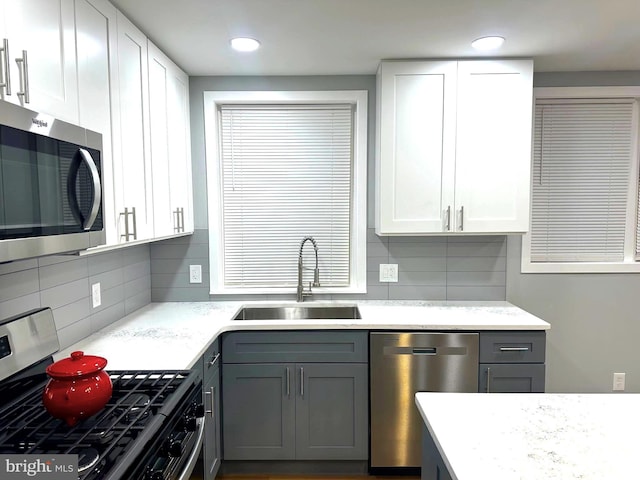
499, 347, 530, 352
208, 353, 220, 367
486, 367, 491, 393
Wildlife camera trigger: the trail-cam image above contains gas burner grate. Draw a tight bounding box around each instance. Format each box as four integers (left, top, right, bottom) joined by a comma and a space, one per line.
0, 370, 198, 479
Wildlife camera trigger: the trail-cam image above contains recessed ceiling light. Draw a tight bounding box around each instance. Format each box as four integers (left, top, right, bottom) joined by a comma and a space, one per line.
230, 37, 261, 52
471, 36, 505, 51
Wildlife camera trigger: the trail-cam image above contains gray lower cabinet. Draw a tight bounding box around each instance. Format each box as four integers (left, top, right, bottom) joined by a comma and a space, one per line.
479, 363, 545, 393
222, 331, 369, 462
478, 331, 546, 393
421, 425, 453, 480
202, 340, 222, 478
222, 363, 296, 460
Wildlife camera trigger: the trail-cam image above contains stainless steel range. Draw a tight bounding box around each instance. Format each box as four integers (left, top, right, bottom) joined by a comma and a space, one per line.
0, 308, 204, 480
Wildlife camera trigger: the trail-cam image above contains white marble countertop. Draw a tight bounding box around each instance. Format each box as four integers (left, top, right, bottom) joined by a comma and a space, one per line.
415, 392, 639, 480
54, 300, 549, 371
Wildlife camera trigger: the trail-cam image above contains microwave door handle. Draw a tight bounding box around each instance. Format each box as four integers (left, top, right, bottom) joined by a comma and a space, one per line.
67, 148, 102, 230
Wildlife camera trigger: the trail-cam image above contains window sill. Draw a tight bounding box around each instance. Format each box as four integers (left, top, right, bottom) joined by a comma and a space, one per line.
209, 286, 367, 295
521, 261, 640, 274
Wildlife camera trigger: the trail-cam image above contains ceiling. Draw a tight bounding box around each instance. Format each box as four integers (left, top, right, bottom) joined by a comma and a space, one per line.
110, 0, 640, 76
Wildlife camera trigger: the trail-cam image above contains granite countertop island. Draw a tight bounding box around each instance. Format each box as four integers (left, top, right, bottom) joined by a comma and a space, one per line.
415, 392, 639, 480
54, 300, 550, 370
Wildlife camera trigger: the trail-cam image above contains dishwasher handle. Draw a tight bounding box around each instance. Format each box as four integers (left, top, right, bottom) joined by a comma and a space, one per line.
411, 348, 437, 355
383, 346, 468, 356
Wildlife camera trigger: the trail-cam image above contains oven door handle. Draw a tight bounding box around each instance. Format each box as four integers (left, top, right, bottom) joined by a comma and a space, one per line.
177, 417, 206, 480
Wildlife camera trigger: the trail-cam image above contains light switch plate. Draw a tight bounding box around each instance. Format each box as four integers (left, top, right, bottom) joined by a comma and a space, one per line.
379, 264, 398, 282
613, 372, 625, 391
189, 265, 202, 284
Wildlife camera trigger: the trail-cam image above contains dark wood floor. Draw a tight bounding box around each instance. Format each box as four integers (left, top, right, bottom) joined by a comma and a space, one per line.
215, 476, 420, 480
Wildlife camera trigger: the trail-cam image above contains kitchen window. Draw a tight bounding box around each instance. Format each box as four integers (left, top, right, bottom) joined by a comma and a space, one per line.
203, 90, 367, 294
521, 87, 640, 273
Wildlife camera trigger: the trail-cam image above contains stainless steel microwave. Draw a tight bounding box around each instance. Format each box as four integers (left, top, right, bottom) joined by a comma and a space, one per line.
0, 101, 105, 263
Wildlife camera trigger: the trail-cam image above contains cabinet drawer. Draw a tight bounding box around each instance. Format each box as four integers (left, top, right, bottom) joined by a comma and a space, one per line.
479, 363, 545, 393
203, 338, 220, 382
479, 331, 545, 363
222, 331, 368, 363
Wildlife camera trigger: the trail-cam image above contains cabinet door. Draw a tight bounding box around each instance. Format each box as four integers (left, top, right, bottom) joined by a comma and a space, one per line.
75, 0, 119, 246
479, 363, 545, 393
113, 11, 153, 241
454, 60, 533, 233
376, 61, 457, 234
421, 425, 453, 480
148, 41, 193, 237
204, 367, 221, 479
1, 0, 78, 121
222, 363, 296, 460
295, 363, 368, 460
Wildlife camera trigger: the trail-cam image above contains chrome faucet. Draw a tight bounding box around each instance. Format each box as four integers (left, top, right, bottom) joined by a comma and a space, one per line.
297, 236, 320, 302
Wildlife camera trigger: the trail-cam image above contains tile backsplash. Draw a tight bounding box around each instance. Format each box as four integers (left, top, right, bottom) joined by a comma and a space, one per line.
150, 229, 507, 302
0, 245, 151, 350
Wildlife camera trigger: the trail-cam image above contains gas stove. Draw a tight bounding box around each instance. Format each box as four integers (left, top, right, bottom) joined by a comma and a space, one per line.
0, 309, 204, 480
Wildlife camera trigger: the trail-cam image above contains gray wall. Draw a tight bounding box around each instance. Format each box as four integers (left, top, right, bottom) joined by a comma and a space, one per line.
150, 75, 507, 302
506, 70, 640, 393
0, 245, 151, 350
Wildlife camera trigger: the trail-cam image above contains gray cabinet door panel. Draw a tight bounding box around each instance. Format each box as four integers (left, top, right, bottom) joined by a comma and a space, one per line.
479, 363, 545, 393
295, 363, 368, 460
222, 331, 368, 363
479, 331, 545, 363
204, 367, 221, 478
421, 424, 453, 480
222, 363, 296, 460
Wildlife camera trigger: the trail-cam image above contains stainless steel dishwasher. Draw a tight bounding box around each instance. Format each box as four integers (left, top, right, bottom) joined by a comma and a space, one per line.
370, 332, 479, 470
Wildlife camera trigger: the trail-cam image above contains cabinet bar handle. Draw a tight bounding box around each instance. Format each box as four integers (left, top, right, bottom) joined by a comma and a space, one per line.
486, 367, 491, 393
459, 205, 464, 231
446, 205, 451, 231
131, 206, 137, 240
210, 386, 215, 418
0, 39, 10, 95
499, 347, 530, 352
15, 50, 29, 103
204, 389, 213, 415
286, 367, 290, 397
300, 366, 304, 398
208, 353, 220, 367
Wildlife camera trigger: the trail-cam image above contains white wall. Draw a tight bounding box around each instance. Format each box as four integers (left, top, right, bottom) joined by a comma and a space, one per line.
506, 70, 640, 393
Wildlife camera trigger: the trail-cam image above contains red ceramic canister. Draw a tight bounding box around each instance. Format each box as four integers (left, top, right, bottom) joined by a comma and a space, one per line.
43, 351, 112, 426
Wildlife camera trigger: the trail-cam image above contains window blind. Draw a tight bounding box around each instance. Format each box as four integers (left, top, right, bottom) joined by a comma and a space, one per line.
530, 101, 634, 262
219, 105, 353, 288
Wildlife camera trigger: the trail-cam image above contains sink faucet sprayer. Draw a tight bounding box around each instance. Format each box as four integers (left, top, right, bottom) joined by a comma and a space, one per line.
297, 236, 320, 302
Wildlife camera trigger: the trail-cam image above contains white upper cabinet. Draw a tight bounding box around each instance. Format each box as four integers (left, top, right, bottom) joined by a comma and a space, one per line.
454, 60, 533, 233
75, 0, 119, 246
148, 41, 193, 238
113, 11, 153, 242
375, 59, 534, 235
0, 0, 78, 122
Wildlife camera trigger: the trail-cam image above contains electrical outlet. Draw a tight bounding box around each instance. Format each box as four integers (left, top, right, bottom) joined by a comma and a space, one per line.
379, 264, 399, 282
91, 282, 101, 308
189, 265, 202, 284
613, 372, 625, 391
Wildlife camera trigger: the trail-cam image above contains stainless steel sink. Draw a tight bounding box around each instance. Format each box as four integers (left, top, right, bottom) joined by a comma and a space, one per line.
232, 304, 361, 321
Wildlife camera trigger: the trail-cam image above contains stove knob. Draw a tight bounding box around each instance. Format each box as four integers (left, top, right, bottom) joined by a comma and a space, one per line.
184, 416, 197, 432
194, 403, 205, 417
168, 440, 183, 457
146, 470, 164, 480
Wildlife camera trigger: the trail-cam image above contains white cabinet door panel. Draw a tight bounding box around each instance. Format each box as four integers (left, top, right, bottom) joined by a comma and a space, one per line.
75, 0, 119, 245
455, 60, 533, 233
114, 11, 152, 241
2, 0, 78, 121
376, 61, 457, 234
